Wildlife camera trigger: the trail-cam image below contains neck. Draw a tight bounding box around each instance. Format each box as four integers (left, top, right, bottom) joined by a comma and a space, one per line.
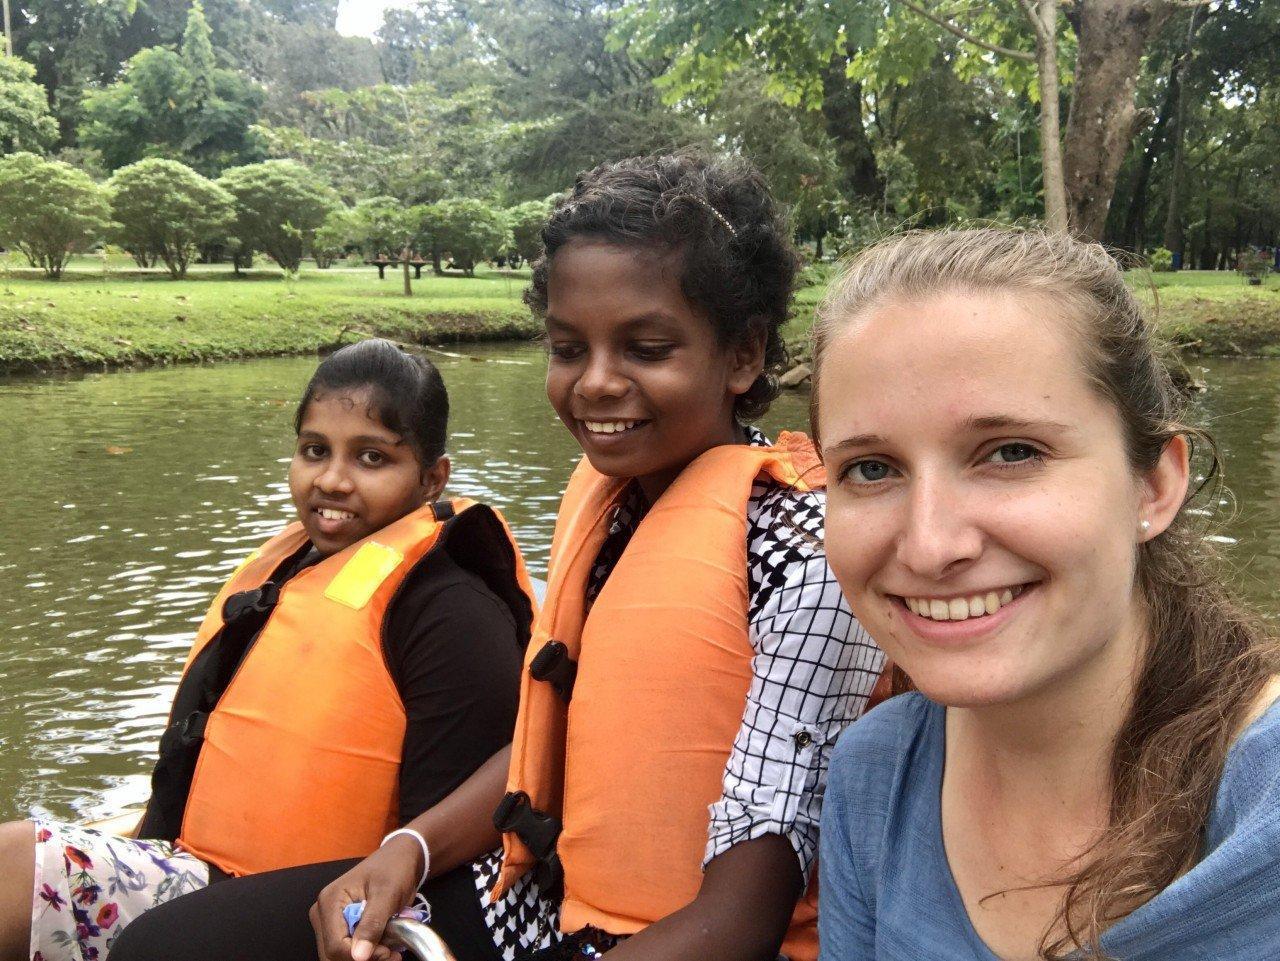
948, 610, 1147, 815
634, 418, 747, 505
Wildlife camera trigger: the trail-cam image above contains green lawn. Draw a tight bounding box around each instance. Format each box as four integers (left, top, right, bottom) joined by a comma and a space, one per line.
1, 256, 1277, 375
0, 255, 537, 373
790, 269, 1280, 358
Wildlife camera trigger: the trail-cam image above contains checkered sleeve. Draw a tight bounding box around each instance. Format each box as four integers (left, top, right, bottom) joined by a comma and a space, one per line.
703, 482, 885, 880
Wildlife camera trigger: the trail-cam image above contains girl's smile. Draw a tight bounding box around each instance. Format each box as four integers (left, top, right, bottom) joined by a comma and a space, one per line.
544, 240, 762, 503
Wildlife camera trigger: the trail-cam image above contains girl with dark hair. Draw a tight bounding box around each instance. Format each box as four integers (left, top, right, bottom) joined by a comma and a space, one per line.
0, 338, 535, 961
105, 152, 883, 961
811, 227, 1280, 959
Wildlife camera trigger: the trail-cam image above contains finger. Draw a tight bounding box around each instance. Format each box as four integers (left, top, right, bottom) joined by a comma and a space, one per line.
352, 891, 398, 950
317, 896, 359, 961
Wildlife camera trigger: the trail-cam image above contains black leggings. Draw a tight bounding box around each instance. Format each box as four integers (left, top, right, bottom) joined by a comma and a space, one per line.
109, 859, 503, 961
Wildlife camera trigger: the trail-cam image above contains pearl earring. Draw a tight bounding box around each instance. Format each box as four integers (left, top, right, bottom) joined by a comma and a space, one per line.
1140, 519, 1151, 533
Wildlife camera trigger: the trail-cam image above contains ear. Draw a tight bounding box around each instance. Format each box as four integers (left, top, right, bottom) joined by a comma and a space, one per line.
727, 324, 768, 397
1138, 435, 1190, 542
420, 455, 451, 504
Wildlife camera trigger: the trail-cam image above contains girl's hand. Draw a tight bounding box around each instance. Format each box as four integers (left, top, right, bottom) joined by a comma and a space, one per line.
309, 835, 425, 961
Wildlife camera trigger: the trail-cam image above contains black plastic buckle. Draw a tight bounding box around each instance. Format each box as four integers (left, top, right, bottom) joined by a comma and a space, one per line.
532, 849, 564, 899
222, 582, 281, 625
179, 710, 208, 744
159, 710, 208, 755
493, 791, 562, 860
529, 640, 577, 701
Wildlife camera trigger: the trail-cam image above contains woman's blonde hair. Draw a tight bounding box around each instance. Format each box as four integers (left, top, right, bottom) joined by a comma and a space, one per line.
809, 227, 1280, 959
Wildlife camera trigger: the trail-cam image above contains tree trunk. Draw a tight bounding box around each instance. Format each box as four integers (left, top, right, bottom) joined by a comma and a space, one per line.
401, 245, 413, 297
1063, 0, 1173, 240
1119, 56, 1180, 251
1120, 7, 1208, 252
820, 55, 883, 204
1033, 0, 1069, 233
432, 243, 443, 276
1161, 53, 1191, 261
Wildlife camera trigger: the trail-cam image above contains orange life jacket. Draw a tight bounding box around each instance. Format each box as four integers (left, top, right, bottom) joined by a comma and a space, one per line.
166, 499, 534, 876
495, 433, 825, 960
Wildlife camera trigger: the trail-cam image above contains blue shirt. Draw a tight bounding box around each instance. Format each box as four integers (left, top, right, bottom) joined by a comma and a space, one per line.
819, 692, 1280, 960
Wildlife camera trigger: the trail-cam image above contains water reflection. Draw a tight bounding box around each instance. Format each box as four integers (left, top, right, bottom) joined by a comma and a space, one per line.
0, 349, 1275, 822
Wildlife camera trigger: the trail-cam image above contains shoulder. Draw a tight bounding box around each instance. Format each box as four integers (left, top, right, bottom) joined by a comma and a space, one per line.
747, 480, 826, 552
1214, 687, 1280, 833
384, 549, 520, 677
828, 693, 942, 819
831, 693, 938, 775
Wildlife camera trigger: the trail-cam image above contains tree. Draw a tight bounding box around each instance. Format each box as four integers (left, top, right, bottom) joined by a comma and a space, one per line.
108, 158, 236, 279
80, 2, 267, 175
423, 199, 511, 276
0, 152, 112, 278
313, 206, 354, 268
506, 199, 552, 264
7, 0, 137, 143
620, 0, 1190, 240
217, 159, 338, 273
0, 54, 59, 153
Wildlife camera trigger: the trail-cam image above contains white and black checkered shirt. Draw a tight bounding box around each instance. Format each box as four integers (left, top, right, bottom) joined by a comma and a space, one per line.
472, 428, 884, 958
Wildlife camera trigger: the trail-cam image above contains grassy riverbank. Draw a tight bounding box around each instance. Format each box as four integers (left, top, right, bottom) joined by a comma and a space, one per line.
1, 256, 1278, 375
791, 268, 1280, 358
0, 257, 537, 374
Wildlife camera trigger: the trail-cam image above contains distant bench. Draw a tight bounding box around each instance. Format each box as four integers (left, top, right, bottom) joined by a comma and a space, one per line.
365, 254, 431, 280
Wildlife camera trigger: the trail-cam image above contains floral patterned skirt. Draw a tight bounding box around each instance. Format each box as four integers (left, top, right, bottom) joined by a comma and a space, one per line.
29, 818, 209, 961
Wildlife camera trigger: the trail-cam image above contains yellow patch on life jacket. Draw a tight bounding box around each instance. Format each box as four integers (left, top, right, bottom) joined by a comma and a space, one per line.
230, 549, 262, 581
324, 541, 405, 610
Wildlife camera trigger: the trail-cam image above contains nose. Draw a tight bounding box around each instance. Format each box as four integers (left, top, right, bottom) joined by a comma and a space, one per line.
895, 472, 983, 580
314, 458, 355, 496
572, 349, 628, 403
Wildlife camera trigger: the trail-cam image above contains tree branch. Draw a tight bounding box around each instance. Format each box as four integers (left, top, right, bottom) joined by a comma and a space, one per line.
1014, 0, 1051, 46
898, 0, 1036, 61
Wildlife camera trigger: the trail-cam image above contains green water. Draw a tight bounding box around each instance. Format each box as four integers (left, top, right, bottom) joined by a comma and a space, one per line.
0, 348, 1276, 822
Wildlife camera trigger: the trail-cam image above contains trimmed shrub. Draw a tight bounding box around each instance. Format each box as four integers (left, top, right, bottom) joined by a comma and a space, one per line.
423, 199, 511, 276
217, 160, 338, 273
108, 159, 235, 278
0, 153, 113, 278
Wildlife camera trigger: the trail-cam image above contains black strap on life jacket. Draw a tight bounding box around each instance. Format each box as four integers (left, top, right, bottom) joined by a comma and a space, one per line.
529, 640, 577, 701
493, 790, 564, 900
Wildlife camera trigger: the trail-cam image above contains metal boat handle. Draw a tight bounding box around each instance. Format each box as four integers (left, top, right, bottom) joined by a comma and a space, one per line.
383, 917, 457, 961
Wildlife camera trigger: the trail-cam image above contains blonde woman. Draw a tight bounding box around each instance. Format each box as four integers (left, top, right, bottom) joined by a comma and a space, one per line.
811, 228, 1280, 960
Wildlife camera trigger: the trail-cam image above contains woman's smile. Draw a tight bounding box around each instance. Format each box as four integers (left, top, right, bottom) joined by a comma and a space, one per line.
818, 288, 1147, 706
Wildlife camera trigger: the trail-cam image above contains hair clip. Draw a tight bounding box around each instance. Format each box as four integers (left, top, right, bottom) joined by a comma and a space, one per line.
686, 195, 738, 238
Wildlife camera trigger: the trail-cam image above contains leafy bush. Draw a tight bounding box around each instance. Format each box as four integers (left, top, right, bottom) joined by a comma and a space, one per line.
347, 196, 420, 259
217, 160, 338, 273
0, 153, 113, 278
422, 199, 512, 276
313, 208, 354, 268
1148, 247, 1174, 273
506, 199, 552, 264
108, 159, 235, 278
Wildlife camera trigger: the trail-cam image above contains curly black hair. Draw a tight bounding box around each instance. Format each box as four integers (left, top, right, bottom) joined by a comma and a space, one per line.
525, 152, 798, 421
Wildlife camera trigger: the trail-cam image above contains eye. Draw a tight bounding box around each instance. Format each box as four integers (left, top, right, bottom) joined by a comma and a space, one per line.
359, 449, 387, 467
547, 342, 585, 361
299, 443, 326, 459
630, 342, 675, 361
985, 442, 1043, 466
842, 459, 898, 485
